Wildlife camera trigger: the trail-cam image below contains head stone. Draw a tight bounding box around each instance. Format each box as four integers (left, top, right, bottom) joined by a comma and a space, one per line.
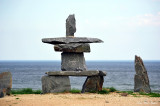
66, 14, 76, 37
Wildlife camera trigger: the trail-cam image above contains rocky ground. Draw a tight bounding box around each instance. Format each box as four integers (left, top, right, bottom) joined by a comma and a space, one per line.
0, 93, 160, 106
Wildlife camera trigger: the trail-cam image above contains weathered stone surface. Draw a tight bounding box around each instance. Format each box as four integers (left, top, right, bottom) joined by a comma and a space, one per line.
81, 76, 104, 93
42, 37, 103, 44
54, 43, 90, 52
0, 72, 12, 97
41, 75, 71, 93
66, 14, 76, 37
61, 52, 87, 71
46, 70, 106, 76
0, 89, 5, 98
134, 55, 151, 93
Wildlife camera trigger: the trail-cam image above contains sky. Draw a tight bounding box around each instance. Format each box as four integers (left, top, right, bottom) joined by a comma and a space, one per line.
0, 0, 160, 60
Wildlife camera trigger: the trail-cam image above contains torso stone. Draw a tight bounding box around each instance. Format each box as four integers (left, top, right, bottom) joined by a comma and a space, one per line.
61, 52, 87, 71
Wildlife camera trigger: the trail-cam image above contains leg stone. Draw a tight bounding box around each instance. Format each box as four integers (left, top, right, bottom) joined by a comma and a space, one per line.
41, 75, 71, 93
81, 76, 104, 93
61, 52, 87, 71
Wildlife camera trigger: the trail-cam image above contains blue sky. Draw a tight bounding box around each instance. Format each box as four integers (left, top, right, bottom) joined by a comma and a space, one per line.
0, 0, 160, 60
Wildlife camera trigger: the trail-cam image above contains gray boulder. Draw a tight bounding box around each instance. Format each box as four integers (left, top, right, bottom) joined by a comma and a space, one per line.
0, 72, 12, 98
54, 43, 90, 52
41, 75, 71, 93
66, 14, 76, 37
134, 55, 151, 93
61, 52, 87, 71
42, 37, 103, 44
82, 76, 104, 93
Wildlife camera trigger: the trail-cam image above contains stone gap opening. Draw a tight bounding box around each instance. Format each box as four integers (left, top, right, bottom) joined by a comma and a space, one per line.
69, 76, 86, 89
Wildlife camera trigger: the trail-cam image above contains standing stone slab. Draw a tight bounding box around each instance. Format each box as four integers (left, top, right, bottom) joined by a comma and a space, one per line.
61, 52, 87, 71
81, 76, 104, 93
66, 14, 76, 37
0, 72, 12, 98
134, 55, 151, 93
41, 75, 71, 93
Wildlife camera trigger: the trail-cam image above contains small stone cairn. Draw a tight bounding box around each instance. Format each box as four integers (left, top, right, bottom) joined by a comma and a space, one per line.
41, 14, 106, 93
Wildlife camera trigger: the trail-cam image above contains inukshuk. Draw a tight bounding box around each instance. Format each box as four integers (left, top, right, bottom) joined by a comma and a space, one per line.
41, 14, 106, 93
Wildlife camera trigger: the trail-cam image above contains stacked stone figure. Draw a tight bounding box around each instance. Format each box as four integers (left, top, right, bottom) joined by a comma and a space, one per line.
41, 14, 106, 93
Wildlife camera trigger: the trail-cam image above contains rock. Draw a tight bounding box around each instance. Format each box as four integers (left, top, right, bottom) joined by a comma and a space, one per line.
0, 89, 5, 98
134, 55, 151, 93
61, 52, 87, 71
81, 76, 104, 93
42, 37, 103, 44
54, 43, 90, 53
66, 14, 76, 37
121, 93, 128, 96
46, 70, 107, 76
41, 75, 71, 93
0, 72, 12, 97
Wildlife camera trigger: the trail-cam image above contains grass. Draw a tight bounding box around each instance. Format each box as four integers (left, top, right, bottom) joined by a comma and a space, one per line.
119, 91, 160, 97
98, 89, 109, 94
69, 87, 116, 94
10, 87, 160, 97
11, 88, 42, 94
69, 88, 81, 93
139, 92, 160, 97
108, 87, 117, 92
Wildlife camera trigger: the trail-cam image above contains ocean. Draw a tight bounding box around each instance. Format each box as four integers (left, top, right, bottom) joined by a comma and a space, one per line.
0, 61, 159, 93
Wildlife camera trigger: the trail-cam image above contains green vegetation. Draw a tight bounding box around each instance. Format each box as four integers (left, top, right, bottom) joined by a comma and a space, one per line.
119, 91, 160, 97
89, 90, 97, 93
98, 89, 109, 94
69, 88, 81, 93
11, 88, 42, 94
10, 87, 160, 97
102, 87, 117, 92
108, 87, 117, 92
139, 92, 160, 97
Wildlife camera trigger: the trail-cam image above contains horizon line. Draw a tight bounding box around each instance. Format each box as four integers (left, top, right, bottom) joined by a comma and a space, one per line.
0, 60, 160, 62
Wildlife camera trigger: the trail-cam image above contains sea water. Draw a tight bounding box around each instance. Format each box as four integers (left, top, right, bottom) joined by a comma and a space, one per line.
0, 61, 159, 92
